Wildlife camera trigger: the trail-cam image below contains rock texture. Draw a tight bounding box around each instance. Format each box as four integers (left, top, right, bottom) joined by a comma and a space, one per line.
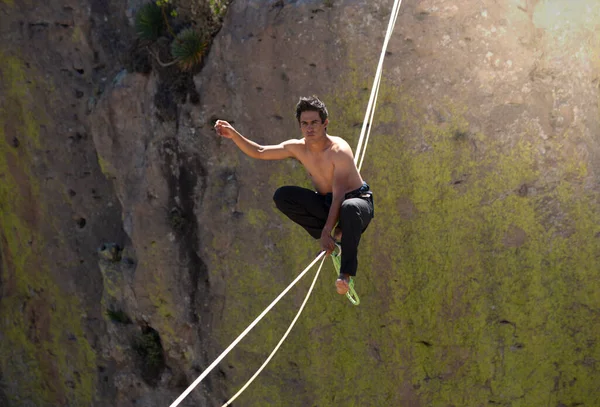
1, 0, 600, 406
0, 0, 217, 405
0, 0, 132, 406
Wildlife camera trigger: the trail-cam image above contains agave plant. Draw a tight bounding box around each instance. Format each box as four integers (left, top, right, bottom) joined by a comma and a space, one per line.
135, 2, 165, 41
170, 28, 206, 71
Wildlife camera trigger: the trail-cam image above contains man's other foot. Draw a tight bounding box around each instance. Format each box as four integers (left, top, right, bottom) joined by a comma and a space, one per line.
335, 274, 350, 295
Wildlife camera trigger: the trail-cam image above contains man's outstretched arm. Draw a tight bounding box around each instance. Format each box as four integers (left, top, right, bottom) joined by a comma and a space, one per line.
214, 120, 297, 160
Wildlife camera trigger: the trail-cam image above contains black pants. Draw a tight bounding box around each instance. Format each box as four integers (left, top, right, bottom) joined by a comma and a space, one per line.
273, 183, 374, 276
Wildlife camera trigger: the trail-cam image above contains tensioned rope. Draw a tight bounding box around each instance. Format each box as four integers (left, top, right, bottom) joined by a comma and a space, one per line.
169, 0, 403, 405
221, 255, 327, 406
168, 252, 326, 407
355, 0, 403, 171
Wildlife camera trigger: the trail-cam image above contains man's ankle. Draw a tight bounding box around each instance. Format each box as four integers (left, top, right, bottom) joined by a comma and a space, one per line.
333, 226, 342, 242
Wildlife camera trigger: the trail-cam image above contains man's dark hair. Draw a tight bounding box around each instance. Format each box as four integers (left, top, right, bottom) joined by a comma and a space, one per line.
295, 96, 328, 123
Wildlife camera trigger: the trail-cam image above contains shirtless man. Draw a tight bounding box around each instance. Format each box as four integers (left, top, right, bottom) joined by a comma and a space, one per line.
214, 96, 374, 295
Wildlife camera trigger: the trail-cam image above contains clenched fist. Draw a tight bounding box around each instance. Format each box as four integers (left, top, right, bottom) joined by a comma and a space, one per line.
214, 120, 237, 139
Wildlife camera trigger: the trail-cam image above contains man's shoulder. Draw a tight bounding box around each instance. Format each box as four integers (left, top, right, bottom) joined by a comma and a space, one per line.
328, 135, 354, 156
328, 135, 351, 147
281, 138, 305, 152
282, 138, 305, 146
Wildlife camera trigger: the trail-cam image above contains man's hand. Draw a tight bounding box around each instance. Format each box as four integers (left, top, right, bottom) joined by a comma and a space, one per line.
320, 230, 336, 255
214, 120, 237, 139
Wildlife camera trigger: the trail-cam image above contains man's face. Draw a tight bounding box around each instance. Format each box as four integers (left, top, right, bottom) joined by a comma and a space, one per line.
299, 111, 328, 139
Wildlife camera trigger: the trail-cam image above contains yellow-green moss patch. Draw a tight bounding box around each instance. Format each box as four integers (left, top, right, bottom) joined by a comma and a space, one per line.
0, 52, 96, 406
211, 60, 600, 406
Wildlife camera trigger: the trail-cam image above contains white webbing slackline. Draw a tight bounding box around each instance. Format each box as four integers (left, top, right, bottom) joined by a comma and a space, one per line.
169, 252, 326, 407
355, 0, 403, 171
221, 254, 326, 407
169, 0, 403, 405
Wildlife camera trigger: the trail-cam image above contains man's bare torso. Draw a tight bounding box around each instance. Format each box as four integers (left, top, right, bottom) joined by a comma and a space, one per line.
289, 135, 364, 195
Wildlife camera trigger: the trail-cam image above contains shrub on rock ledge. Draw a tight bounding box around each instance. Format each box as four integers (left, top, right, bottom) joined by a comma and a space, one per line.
171, 28, 207, 71
135, 3, 165, 41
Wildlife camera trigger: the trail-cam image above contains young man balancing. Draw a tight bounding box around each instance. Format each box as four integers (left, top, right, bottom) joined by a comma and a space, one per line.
214, 96, 374, 295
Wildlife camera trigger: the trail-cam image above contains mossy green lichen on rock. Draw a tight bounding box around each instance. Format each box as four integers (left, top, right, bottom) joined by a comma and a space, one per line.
97, 152, 117, 178
208, 51, 600, 405
327, 74, 599, 406
0, 52, 96, 406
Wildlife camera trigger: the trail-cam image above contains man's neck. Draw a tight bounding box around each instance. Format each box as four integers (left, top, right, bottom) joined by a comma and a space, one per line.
305, 133, 331, 153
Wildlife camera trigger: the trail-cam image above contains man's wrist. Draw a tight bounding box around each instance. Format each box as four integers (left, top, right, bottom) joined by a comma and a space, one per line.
321, 227, 332, 235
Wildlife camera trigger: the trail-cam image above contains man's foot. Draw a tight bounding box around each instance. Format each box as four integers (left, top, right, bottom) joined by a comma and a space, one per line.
333, 226, 342, 243
335, 273, 350, 295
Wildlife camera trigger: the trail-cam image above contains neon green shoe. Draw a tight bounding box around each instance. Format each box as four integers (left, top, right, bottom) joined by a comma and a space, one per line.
346, 278, 360, 306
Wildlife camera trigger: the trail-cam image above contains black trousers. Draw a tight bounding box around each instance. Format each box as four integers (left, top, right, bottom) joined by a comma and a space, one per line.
273, 184, 374, 276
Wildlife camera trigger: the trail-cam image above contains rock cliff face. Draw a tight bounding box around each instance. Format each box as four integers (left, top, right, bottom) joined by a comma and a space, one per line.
2, 0, 600, 406
0, 0, 133, 406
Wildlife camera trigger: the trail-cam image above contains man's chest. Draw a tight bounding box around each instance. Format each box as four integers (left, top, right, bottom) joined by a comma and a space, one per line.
299, 154, 334, 179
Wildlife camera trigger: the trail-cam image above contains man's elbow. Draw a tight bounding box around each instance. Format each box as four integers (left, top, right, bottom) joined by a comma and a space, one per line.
254, 146, 268, 160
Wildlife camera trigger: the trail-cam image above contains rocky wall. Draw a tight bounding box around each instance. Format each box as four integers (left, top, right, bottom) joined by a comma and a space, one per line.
191, 0, 600, 406
1, 0, 600, 406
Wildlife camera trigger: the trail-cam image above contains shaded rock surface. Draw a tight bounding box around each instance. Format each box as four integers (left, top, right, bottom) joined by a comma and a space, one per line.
1, 0, 600, 406
0, 0, 217, 405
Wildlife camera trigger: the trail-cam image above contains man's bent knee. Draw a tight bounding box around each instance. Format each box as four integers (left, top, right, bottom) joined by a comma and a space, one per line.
273, 186, 290, 205
340, 199, 361, 218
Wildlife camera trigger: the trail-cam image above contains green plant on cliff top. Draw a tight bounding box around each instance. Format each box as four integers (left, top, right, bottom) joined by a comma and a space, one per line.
135, 2, 165, 41
171, 28, 206, 71
156, 0, 178, 18
209, 0, 229, 18
135, 0, 180, 42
